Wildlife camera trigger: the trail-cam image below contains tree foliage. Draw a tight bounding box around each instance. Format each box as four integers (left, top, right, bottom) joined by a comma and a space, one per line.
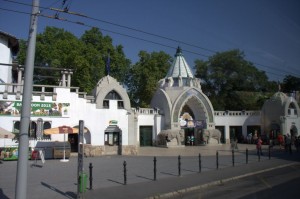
282, 75, 300, 93
126, 51, 172, 107
17, 27, 295, 109
195, 49, 277, 110
17, 27, 130, 93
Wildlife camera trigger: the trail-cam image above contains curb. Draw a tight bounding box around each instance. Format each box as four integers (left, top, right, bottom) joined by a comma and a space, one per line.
147, 162, 297, 199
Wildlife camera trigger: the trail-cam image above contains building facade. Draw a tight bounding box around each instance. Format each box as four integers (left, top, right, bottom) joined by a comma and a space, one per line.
0, 32, 299, 156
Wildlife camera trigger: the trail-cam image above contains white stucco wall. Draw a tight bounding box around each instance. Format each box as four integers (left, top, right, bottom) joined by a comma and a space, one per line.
0, 36, 12, 88
214, 111, 261, 141
0, 87, 130, 147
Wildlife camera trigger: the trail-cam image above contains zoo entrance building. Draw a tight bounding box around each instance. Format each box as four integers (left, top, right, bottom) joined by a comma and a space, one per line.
0, 31, 299, 156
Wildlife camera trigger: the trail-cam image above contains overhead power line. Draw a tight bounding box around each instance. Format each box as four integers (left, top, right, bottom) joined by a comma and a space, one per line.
41, 13, 212, 58
0, 5, 211, 58
3, 0, 217, 54
0, 3, 299, 79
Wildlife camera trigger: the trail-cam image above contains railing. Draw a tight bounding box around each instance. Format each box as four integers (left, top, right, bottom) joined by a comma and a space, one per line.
0, 83, 93, 101
133, 108, 160, 115
214, 110, 261, 116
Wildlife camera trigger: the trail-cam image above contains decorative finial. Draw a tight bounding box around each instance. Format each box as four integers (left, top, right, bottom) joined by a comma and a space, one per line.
175, 46, 182, 57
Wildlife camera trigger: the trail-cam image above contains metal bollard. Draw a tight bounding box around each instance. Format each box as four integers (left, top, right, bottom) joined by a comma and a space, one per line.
246, 148, 248, 164
123, 161, 127, 185
268, 146, 271, 160
153, 156, 157, 181
89, 163, 93, 190
178, 155, 181, 176
232, 149, 235, 167
216, 151, 219, 170
198, 153, 202, 173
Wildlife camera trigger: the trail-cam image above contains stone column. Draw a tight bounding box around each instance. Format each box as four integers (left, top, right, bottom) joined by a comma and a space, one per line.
67, 71, 73, 87
61, 71, 66, 87
17, 67, 24, 93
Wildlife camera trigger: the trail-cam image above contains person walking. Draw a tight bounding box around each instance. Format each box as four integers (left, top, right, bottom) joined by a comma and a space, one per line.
256, 136, 263, 156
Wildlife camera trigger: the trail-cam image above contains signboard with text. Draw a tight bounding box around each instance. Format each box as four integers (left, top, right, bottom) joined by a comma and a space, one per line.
0, 101, 70, 117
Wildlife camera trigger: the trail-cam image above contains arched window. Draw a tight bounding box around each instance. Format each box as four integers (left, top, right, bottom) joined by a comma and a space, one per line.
30, 121, 37, 138
13, 121, 20, 134
105, 90, 122, 100
103, 90, 124, 109
288, 103, 297, 116
43, 121, 51, 139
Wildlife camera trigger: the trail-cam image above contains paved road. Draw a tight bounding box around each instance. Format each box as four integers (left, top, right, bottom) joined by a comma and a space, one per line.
171, 163, 300, 199
0, 144, 299, 199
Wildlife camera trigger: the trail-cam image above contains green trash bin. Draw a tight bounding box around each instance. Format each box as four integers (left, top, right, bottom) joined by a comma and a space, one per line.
79, 172, 87, 193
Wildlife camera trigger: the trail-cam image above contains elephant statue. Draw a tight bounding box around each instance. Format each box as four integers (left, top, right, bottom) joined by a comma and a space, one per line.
203, 129, 221, 144
158, 129, 185, 146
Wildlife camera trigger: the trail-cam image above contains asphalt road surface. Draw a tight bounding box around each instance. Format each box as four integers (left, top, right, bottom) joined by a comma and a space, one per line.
172, 163, 300, 199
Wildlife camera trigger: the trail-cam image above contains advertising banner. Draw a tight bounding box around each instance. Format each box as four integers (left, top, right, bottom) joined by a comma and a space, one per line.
0, 101, 70, 117
0, 147, 31, 161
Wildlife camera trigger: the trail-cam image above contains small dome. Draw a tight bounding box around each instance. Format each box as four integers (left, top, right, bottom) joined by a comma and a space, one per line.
271, 92, 288, 104
165, 47, 194, 78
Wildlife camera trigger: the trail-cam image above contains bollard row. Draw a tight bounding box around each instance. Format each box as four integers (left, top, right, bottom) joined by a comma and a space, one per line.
86, 148, 272, 187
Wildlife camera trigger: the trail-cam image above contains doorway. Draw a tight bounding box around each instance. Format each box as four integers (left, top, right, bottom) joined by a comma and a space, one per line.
104, 125, 122, 155
68, 133, 78, 152
140, 126, 153, 146
184, 128, 195, 146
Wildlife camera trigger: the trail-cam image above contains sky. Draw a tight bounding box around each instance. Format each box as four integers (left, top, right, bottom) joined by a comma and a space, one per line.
0, 0, 300, 81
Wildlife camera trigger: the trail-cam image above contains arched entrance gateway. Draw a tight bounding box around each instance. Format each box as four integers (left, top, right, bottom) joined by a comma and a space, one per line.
151, 47, 216, 146
173, 89, 215, 146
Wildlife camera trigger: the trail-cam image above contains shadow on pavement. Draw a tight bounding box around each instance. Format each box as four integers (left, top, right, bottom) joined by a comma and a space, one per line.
41, 182, 76, 199
107, 179, 125, 185
136, 175, 155, 181
182, 168, 198, 173
0, 189, 9, 199
160, 171, 178, 176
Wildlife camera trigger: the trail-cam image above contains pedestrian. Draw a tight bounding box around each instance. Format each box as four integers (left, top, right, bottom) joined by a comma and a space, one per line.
234, 137, 238, 150
256, 136, 263, 156
253, 131, 258, 144
247, 133, 252, 144
296, 136, 300, 152
278, 134, 284, 149
286, 134, 292, 154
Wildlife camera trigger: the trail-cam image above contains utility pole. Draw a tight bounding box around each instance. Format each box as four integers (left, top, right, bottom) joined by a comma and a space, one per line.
15, 0, 39, 198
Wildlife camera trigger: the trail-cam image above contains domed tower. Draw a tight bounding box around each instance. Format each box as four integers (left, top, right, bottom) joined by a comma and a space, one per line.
261, 90, 299, 139
151, 47, 216, 145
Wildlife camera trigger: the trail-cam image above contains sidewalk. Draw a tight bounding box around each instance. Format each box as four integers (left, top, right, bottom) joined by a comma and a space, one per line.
85, 145, 300, 199
85, 158, 299, 199
0, 144, 299, 199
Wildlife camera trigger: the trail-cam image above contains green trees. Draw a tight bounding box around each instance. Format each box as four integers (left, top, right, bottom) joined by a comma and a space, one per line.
18, 27, 130, 93
17, 26, 296, 109
195, 49, 277, 110
126, 51, 172, 107
282, 75, 300, 93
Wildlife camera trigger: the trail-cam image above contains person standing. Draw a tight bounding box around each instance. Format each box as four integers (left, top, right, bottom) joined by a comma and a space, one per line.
286, 134, 292, 154
256, 136, 263, 156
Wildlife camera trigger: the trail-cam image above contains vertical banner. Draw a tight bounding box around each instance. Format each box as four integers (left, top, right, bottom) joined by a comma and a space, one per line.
77, 120, 84, 198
